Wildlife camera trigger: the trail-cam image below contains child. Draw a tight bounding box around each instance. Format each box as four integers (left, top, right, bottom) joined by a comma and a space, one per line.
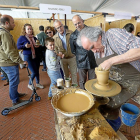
45, 37, 64, 100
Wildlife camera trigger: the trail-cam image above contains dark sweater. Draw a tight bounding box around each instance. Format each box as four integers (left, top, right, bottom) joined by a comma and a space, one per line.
17, 35, 37, 55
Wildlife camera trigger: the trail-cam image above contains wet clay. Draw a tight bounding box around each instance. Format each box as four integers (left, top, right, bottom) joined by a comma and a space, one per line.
125, 110, 135, 115
89, 125, 118, 140
85, 66, 121, 97
57, 93, 90, 112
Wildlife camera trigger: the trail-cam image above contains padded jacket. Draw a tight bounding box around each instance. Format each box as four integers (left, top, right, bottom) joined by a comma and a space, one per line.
53, 29, 75, 58
0, 26, 24, 66
70, 28, 97, 69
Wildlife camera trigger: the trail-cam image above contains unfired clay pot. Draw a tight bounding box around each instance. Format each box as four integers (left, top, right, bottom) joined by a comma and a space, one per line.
95, 67, 109, 86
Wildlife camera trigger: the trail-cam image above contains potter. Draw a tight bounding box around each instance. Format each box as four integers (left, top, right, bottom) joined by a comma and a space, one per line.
77, 26, 140, 131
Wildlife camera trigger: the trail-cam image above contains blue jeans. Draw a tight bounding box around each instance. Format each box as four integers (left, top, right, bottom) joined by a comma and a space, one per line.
0, 67, 9, 82
24, 54, 40, 85
47, 69, 62, 97
1, 65, 19, 103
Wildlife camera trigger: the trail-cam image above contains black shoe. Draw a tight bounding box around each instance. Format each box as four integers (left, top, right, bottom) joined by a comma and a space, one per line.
18, 93, 27, 98
4, 82, 9, 86
12, 99, 25, 106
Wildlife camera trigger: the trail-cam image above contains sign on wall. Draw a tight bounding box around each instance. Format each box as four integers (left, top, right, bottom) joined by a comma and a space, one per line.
39, 4, 71, 14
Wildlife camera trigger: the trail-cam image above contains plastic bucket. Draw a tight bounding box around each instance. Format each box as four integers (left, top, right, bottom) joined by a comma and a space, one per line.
120, 103, 140, 127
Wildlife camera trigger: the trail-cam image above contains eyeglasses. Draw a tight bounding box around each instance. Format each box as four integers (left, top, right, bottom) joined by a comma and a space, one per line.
46, 31, 52, 34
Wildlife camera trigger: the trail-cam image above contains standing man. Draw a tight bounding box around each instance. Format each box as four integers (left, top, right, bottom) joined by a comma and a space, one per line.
0, 15, 27, 106
36, 25, 48, 72
70, 15, 97, 89
53, 20, 77, 84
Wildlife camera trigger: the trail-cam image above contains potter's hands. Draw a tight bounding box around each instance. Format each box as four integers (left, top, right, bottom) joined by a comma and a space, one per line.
99, 59, 113, 71
25, 43, 31, 48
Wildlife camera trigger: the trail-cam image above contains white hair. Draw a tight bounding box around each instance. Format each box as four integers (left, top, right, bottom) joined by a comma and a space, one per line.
77, 26, 103, 46
53, 20, 63, 27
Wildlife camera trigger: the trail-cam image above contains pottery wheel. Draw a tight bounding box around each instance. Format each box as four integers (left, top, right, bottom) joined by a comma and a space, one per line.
85, 79, 121, 97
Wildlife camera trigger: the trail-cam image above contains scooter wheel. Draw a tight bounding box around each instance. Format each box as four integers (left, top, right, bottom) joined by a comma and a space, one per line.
35, 96, 41, 101
1, 108, 10, 116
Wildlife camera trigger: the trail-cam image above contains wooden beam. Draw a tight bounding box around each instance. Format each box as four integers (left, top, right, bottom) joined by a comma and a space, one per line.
72, 10, 114, 16
0, 5, 39, 10
52, 13, 55, 22
57, 14, 60, 20
0, 5, 18, 8
49, 13, 56, 20
18, 6, 39, 10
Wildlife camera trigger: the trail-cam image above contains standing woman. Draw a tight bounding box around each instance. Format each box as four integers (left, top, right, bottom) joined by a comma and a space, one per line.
17, 24, 44, 90
45, 26, 56, 37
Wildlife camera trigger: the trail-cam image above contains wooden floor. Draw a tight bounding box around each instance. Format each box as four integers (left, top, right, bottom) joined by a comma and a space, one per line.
0, 66, 140, 140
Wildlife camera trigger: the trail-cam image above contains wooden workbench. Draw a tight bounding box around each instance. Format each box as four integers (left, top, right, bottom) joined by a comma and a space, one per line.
52, 87, 120, 140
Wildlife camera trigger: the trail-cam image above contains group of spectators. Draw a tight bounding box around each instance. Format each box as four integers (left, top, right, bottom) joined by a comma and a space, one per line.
1, 14, 140, 132
0, 14, 97, 105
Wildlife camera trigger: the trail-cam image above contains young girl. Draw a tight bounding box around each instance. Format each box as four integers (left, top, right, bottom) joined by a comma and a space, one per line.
45, 37, 64, 100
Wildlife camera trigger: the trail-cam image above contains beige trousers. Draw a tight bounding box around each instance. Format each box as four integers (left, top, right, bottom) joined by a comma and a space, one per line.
60, 56, 77, 84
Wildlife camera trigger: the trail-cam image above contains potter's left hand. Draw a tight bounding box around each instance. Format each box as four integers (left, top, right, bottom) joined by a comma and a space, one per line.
99, 59, 113, 70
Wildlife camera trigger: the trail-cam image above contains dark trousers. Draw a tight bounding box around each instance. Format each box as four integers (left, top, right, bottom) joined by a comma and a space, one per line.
24, 54, 40, 85
42, 51, 47, 70
78, 69, 96, 89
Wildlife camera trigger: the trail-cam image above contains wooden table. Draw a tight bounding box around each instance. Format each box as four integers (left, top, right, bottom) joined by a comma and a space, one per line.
52, 87, 121, 140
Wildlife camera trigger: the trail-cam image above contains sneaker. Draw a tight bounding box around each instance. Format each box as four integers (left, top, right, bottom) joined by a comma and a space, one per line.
48, 97, 52, 100
12, 99, 25, 106
28, 84, 34, 90
42, 69, 47, 72
18, 93, 27, 98
36, 83, 44, 89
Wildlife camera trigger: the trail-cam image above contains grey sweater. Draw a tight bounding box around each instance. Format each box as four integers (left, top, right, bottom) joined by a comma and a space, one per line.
45, 49, 61, 71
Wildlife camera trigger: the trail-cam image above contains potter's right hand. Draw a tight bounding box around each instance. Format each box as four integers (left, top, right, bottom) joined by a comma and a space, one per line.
25, 43, 31, 48
99, 59, 112, 71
